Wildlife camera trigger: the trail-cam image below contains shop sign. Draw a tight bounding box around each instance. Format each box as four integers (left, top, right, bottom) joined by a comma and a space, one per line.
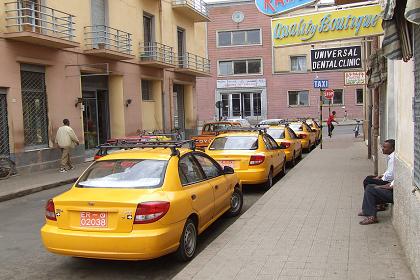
344, 71, 366, 85
255, 0, 318, 16
311, 46, 362, 72
272, 5, 383, 47
217, 79, 266, 88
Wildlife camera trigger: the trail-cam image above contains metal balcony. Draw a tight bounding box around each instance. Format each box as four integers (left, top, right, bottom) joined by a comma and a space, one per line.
4, 0, 78, 49
176, 52, 211, 77
84, 25, 134, 60
139, 42, 176, 68
172, 0, 210, 22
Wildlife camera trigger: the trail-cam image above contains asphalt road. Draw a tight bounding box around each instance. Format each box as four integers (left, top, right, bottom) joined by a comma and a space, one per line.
0, 126, 354, 280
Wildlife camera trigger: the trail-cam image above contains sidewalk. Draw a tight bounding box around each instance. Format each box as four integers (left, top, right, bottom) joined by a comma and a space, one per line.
0, 162, 91, 202
174, 135, 414, 280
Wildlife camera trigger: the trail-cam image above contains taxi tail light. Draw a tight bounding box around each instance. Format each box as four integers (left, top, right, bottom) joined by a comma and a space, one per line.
249, 155, 265, 166
299, 134, 307, 139
45, 199, 57, 221
281, 142, 291, 149
94, 155, 102, 160
134, 201, 170, 224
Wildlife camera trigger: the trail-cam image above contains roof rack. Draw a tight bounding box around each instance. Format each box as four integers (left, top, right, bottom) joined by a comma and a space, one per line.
217, 127, 267, 134
97, 140, 196, 156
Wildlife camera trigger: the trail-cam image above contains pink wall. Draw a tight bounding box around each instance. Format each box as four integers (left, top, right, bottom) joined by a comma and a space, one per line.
197, 2, 364, 123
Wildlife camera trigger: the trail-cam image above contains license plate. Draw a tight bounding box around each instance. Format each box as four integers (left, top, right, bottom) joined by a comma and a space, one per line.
218, 160, 236, 169
80, 212, 108, 228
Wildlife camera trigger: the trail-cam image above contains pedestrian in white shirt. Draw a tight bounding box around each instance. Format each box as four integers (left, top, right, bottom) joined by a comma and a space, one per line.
55, 119, 79, 172
362, 139, 395, 189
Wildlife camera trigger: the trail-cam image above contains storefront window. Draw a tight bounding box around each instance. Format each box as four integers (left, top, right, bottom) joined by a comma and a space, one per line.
219, 92, 262, 118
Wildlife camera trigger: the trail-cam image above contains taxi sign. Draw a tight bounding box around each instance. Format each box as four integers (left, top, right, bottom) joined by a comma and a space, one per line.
313, 79, 328, 89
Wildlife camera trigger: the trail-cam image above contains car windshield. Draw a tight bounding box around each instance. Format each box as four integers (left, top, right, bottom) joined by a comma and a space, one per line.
209, 136, 258, 150
77, 159, 167, 189
289, 124, 303, 131
267, 128, 285, 139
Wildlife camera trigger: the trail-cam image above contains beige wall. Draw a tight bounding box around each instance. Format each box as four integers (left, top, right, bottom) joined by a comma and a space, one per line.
108, 75, 125, 138
394, 60, 414, 166
142, 80, 163, 131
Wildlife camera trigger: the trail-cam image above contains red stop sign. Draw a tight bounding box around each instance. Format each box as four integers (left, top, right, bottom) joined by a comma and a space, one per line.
324, 89, 334, 100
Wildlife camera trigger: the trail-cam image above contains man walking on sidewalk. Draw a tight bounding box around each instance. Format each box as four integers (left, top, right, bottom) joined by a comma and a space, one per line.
55, 119, 79, 173
327, 111, 339, 137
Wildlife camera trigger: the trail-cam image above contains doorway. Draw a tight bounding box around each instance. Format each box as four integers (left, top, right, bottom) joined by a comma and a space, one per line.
0, 90, 9, 156
82, 90, 109, 150
173, 84, 185, 132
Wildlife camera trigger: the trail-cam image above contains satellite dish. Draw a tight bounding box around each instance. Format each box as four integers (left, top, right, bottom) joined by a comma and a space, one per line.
232, 11, 245, 23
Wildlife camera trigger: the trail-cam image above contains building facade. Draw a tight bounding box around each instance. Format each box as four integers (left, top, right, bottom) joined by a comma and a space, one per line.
196, 0, 365, 125
0, 0, 210, 173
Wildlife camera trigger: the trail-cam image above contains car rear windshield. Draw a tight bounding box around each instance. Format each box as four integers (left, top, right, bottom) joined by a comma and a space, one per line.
289, 124, 303, 131
267, 128, 285, 139
209, 136, 258, 150
77, 159, 167, 189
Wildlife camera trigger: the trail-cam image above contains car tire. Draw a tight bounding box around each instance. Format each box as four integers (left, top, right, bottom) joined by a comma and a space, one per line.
263, 169, 273, 191
281, 159, 286, 176
226, 188, 243, 217
175, 218, 197, 262
290, 152, 296, 167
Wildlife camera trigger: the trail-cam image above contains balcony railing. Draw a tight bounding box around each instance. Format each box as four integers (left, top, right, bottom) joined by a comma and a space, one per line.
4, 0, 75, 41
178, 52, 210, 74
84, 25, 132, 55
139, 42, 175, 66
172, 0, 209, 19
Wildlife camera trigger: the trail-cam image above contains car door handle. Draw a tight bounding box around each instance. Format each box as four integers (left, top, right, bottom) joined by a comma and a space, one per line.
191, 194, 197, 200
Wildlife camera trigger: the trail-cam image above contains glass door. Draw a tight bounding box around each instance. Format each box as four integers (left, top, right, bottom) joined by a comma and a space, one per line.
82, 91, 99, 150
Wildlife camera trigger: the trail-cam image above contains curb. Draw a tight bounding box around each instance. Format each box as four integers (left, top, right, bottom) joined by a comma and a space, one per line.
0, 177, 78, 202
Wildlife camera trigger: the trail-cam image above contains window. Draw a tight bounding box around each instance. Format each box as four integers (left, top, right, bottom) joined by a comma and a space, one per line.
218, 59, 262, 76
220, 92, 262, 117
143, 14, 154, 44
20, 64, 48, 148
217, 29, 261, 47
209, 136, 258, 150
141, 80, 153, 101
193, 154, 222, 179
179, 155, 205, 185
291, 56, 307, 72
323, 89, 344, 105
267, 128, 285, 139
287, 127, 298, 139
356, 88, 364, 105
288, 90, 309, 106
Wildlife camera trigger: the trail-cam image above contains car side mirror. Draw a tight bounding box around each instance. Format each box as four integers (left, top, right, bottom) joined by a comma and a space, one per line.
223, 166, 235, 174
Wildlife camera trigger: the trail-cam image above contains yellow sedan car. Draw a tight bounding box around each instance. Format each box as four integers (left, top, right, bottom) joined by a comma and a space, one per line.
41, 141, 242, 261
289, 122, 316, 152
205, 129, 286, 191
306, 119, 322, 144
266, 125, 302, 166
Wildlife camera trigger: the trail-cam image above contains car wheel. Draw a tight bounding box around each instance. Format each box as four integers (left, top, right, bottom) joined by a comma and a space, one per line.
281, 159, 286, 176
226, 188, 243, 217
175, 218, 197, 262
290, 152, 296, 167
263, 169, 273, 191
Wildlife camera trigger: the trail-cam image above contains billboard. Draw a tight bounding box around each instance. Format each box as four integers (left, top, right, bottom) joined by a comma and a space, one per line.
272, 5, 383, 47
255, 0, 318, 16
311, 46, 362, 72
344, 72, 366, 85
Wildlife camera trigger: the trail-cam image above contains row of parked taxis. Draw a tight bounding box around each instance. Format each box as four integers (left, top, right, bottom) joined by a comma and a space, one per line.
40, 119, 321, 263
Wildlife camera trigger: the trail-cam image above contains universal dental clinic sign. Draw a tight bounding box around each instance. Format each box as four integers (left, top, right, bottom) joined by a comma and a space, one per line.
311, 45, 362, 71
272, 5, 383, 47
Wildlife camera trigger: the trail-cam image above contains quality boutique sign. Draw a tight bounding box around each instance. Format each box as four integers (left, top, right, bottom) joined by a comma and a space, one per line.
255, 0, 318, 16
272, 5, 383, 47
311, 46, 362, 72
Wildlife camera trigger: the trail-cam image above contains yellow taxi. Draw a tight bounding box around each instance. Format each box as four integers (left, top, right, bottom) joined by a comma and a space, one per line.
288, 121, 316, 152
205, 128, 286, 191
41, 141, 242, 261
306, 119, 322, 144
266, 125, 302, 166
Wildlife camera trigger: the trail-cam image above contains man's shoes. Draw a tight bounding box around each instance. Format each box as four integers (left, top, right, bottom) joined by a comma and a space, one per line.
358, 211, 367, 216
359, 216, 378, 225
59, 168, 67, 173
68, 166, 75, 170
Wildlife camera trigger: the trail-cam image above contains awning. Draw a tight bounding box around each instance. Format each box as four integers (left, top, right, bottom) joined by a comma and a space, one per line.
381, 0, 413, 62
405, 0, 420, 24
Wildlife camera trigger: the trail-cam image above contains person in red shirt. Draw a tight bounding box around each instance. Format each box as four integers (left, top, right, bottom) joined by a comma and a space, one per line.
327, 111, 339, 137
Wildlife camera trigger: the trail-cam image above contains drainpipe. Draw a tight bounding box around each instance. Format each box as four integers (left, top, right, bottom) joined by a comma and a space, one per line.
372, 37, 380, 175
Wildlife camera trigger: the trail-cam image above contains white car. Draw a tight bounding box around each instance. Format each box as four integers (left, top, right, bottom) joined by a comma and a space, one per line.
257, 119, 285, 126
225, 118, 251, 127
